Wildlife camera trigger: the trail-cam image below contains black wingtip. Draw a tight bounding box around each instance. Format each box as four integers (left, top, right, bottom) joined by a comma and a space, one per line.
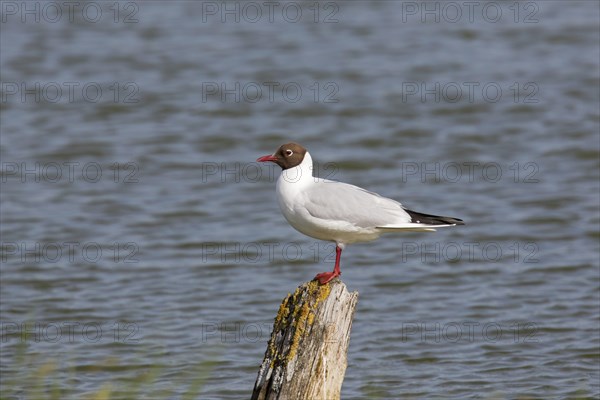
404, 209, 465, 226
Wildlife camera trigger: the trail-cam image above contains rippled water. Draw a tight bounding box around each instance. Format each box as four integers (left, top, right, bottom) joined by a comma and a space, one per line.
1, 1, 599, 399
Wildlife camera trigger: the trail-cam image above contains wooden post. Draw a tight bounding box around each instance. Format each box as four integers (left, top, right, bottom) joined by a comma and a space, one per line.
251, 279, 358, 400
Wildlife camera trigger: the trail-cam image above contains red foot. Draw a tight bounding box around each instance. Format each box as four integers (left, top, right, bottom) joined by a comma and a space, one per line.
314, 270, 341, 285
313, 245, 343, 285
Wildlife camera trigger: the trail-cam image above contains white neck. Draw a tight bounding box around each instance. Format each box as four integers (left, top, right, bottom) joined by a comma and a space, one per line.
279, 151, 314, 186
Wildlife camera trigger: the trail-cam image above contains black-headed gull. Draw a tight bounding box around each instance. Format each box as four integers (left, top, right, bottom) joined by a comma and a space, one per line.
257, 143, 464, 284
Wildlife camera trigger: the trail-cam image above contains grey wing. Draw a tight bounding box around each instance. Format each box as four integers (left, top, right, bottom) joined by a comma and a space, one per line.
302, 180, 411, 228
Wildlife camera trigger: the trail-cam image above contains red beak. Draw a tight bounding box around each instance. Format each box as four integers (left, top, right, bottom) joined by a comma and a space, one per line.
257, 154, 278, 163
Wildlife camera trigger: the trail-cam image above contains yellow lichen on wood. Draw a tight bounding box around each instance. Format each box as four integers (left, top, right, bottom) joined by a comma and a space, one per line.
265, 280, 338, 369
314, 280, 332, 304
285, 280, 332, 363
267, 280, 344, 376
252, 280, 358, 400
307, 312, 315, 326
287, 301, 310, 362
274, 294, 291, 328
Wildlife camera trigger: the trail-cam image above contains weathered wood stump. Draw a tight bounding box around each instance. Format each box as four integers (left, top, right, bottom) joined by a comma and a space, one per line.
251, 279, 359, 400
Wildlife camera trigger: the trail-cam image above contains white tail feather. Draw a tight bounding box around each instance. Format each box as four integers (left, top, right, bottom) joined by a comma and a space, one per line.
376, 223, 459, 232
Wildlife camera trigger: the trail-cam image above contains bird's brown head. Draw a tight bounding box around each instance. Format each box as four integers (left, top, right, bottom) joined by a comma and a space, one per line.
257, 142, 307, 170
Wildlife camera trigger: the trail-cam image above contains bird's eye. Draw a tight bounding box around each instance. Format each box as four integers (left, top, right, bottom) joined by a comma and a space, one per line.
285, 149, 293, 157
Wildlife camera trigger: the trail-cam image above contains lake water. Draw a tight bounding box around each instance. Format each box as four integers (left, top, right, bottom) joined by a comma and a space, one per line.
1, 1, 599, 399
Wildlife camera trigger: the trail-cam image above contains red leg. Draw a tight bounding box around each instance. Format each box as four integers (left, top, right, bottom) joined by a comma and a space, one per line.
314, 245, 342, 285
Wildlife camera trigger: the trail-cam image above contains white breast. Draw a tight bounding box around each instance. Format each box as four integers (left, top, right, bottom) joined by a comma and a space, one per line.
275, 152, 382, 245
